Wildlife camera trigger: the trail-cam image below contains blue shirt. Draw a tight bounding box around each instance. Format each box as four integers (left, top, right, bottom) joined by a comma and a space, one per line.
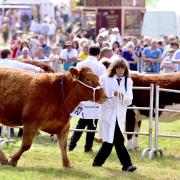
142, 47, 162, 73
122, 51, 137, 71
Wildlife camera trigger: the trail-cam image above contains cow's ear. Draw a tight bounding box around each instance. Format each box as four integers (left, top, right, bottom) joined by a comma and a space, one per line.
69, 67, 79, 79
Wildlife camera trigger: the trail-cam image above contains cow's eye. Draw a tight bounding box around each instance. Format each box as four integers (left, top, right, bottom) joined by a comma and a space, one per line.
86, 78, 91, 81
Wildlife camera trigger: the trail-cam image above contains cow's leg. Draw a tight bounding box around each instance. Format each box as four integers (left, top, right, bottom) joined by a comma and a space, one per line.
0, 149, 8, 165
132, 120, 142, 150
8, 124, 37, 167
57, 123, 72, 168
126, 109, 136, 150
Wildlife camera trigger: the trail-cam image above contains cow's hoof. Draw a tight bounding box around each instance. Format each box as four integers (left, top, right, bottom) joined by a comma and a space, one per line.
8, 160, 17, 167
0, 159, 8, 165
64, 164, 73, 169
134, 147, 139, 151
127, 148, 133, 152
0, 150, 8, 165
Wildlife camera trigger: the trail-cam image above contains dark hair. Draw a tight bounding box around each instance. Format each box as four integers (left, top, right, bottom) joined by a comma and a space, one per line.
89, 45, 100, 56
112, 41, 120, 51
108, 57, 130, 77
0, 48, 11, 59
20, 39, 31, 50
72, 40, 79, 49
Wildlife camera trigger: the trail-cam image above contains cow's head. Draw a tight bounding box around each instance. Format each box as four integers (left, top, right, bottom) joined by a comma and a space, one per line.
69, 67, 107, 103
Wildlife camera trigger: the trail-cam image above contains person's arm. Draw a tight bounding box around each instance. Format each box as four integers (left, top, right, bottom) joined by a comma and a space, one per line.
59, 50, 67, 63
172, 59, 180, 63
171, 50, 180, 64
141, 55, 153, 63
141, 48, 153, 63
128, 49, 139, 62
117, 78, 133, 106
68, 49, 78, 62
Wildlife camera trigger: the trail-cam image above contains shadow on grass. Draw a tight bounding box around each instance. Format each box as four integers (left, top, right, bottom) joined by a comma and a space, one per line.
0, 165, 93, 179
0, 164, 154, 180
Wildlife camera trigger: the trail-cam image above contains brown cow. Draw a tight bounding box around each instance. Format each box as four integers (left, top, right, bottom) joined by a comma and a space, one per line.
0, 67, 107, 167
126, 72, 180, 150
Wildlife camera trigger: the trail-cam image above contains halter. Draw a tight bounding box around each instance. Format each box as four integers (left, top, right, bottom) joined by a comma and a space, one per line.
61, 77, 102, 127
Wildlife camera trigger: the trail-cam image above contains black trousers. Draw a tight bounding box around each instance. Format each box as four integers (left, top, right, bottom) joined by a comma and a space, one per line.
0, 127, 14, 136
69, 118, 98, 151
93, 120, 132, 170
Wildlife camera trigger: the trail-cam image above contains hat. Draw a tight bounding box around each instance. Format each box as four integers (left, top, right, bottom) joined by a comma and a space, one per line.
100, 30, 109, 38
99, 28, 106, 34
65, 41, 72, 46
112, 27, 119, 32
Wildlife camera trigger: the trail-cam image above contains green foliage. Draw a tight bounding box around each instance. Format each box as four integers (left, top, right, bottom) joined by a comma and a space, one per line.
77, 0, 84, 6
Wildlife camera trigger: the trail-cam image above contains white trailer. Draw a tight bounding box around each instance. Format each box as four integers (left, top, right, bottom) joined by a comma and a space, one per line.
141, 11, 180, 39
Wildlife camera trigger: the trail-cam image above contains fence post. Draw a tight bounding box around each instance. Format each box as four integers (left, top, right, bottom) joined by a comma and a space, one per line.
141, 83, 154, 159
149, 85, 163, 160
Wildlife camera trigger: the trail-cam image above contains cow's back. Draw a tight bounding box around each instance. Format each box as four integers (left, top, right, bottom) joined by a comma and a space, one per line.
0, 68, 36, 126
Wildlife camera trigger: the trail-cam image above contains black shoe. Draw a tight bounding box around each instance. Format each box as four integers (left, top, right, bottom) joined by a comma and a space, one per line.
92, 163, 102, 167
84, 148, 93, 153
68, 145, 76, 152
122, 165, 137, 172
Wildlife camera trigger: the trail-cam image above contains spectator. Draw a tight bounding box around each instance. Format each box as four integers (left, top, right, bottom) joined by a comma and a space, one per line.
78, 42, 89, 61
33, 46, 48, 61
160, 48, 177, 73
16, 39, 32, 57
99, 47, 113, 60
30, 18, 41, 34
40, 20, 49, 38
122, 41, 138, 71
141, 39, 162, 73
171, 47, 180, 72
1, 17, 10, 44
59, 41, 78, 71
17, 47, 32, 61
110, 27, 122, 44
38, 35, 51, 57
49, 46, 60, 72
112, 41, 121, 52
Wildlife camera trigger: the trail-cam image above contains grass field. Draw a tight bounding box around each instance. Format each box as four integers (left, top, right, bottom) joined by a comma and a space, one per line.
0, 119, 179, 180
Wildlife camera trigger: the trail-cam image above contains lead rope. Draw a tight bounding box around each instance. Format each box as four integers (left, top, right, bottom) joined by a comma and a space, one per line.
61, 76, 101, 128
61, 77, 71, 113
76, 79, 101, 127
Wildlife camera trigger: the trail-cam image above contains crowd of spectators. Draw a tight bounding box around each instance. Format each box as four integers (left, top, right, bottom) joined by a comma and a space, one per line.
0, 5, 180, 75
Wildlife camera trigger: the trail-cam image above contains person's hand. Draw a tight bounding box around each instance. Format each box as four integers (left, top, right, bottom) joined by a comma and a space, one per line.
113, 91, 122, 97
113, 91, 118, 96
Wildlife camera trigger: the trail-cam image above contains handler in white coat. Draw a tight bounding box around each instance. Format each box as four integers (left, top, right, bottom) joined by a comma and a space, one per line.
93, 57, 137, 172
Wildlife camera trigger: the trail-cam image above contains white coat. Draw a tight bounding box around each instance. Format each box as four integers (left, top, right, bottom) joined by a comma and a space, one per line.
98, 74, 133, 143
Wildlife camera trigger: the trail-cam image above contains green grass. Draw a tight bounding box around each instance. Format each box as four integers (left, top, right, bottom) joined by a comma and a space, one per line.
0, 119, 179, 180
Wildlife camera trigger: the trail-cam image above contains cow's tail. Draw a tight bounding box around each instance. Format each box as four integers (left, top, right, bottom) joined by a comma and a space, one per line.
0, 149, 8, 165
